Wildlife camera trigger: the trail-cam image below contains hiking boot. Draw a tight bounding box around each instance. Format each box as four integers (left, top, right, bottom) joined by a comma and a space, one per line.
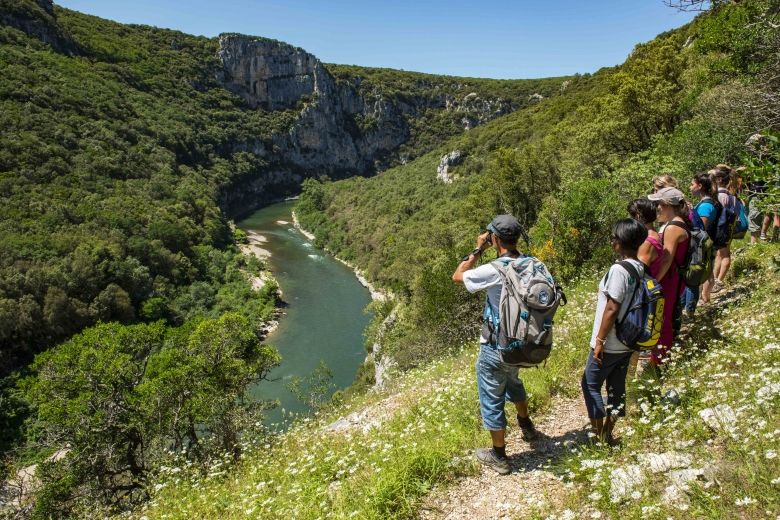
517, 415, 538, 441
475, 448, 511, 475
711, 279, 724, 293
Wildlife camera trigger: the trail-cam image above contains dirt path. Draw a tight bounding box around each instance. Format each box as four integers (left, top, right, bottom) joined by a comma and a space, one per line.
417, 395, 590, 520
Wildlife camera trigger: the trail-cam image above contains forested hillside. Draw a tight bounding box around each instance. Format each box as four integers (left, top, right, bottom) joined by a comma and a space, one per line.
1, 0, 779, 517
297, 0, 780, 371
0, 0, 571, 515
0, 0, 564, 377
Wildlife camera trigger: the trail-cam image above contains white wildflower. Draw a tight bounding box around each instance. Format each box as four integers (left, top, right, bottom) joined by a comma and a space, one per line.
735, 496, 756, 506
766, 450, 778, 460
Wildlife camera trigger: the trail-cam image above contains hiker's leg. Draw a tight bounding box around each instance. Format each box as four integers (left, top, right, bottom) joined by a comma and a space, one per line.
773, 213, 780, 241
700, 272, 713, 304
581, 350, 607, 438
590, 418, 604, 438
505, 367, 528, 418
749, 204, 762, 244
627, 351, 639, 380
489, 429, 506, 449
604, 352, 632, 441
761, 214, 771, 239
713, 248, 723, 281
682, 285, 699, 315
476, 345, 509, 440
716, 244, 731, 282
512, 400, 529, 417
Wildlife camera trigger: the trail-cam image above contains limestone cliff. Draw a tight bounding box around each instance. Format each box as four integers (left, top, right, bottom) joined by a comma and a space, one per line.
0, 0, 80, 55
217, 34, 413, 214
215, 34, 528, 216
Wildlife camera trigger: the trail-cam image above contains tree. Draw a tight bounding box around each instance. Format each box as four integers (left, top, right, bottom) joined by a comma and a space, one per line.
22, 314, 280, 515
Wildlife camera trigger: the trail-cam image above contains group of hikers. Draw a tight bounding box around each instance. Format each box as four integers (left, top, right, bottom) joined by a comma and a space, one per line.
452, 164, 777, 475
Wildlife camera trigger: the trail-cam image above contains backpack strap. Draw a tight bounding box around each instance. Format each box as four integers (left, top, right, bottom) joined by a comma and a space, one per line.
665, 219, 691, 235
615, 260, 642, 326
484, 254, 522, 346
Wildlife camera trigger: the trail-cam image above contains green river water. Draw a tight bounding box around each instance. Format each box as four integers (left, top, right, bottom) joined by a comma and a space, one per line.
239, 201, 373, 426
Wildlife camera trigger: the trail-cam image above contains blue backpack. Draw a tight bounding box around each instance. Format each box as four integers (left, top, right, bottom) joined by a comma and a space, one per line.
714, 189, 737, 248
733, 197, 748, 239
612, 261, 665, 351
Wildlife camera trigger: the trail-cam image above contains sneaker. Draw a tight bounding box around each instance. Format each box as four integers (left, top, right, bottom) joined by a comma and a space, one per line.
711, 279, 724, 294
517, 415, 538, 441
475, 448, 511, 475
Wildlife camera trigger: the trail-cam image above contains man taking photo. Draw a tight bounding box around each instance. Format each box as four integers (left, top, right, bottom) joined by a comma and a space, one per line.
452, 214, 538, 475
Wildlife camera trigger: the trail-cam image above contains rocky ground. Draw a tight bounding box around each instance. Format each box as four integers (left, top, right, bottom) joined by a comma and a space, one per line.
418, 396, 589, 520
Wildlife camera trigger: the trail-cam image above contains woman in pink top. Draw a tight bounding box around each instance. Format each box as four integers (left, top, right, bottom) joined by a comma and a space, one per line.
648, 187, 690, 368
628, 198, 665, 278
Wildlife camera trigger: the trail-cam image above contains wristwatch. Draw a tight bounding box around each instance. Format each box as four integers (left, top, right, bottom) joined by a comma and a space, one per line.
462, 248, 482, 262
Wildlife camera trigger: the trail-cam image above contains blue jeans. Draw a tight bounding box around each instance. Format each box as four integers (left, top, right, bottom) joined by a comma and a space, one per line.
476, 344, 528, 431
681, 285, 699, 313
581, 349, 633, 420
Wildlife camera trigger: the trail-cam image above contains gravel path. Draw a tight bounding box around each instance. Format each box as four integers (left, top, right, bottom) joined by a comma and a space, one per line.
417, 395, 590, 520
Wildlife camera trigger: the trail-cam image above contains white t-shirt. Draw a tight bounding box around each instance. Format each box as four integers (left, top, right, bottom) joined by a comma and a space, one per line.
462, 262, 503, 345
589, 259, 644, 354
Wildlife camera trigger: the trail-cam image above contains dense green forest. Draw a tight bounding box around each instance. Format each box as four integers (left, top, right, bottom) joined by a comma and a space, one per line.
0, 0, 577, 515
326, 64, 571, 158
1, 0, 779, 516
297, 0, 780, 370
0, 0, 560, 378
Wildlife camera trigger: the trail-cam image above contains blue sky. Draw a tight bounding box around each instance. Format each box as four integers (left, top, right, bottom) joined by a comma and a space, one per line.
56, 0, 698, 79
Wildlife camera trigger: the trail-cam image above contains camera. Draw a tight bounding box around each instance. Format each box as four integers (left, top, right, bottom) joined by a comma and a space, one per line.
484, 230, 493, 246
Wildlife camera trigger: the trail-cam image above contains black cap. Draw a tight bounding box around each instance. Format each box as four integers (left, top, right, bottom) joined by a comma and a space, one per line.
487, 214, 522, 241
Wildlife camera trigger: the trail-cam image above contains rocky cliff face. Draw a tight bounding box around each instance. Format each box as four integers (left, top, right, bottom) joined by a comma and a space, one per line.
0, 0, 81, 55
215, 34, 520, 216
217, 35, 413, 214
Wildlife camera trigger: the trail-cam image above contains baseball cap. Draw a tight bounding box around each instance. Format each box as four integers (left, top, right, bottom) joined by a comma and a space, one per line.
648, 187, 685, 205
487, 214, 523, 241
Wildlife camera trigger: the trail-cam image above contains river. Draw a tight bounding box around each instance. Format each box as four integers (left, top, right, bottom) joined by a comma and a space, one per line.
239, 201, 373, 426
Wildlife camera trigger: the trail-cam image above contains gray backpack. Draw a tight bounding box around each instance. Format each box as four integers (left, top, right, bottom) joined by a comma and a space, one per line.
483, 256, 566, 367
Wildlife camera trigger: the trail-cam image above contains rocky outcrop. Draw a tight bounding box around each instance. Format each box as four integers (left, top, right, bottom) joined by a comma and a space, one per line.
437, 150, 463, 184
447, 92, 513, 130
0, 0, 81, 55
217, 35, 413, 215
217, 36, 324, 111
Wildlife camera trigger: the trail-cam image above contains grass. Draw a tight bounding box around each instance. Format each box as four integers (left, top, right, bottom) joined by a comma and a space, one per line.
131, 242, 780, 520
129, 271, 599, 519
546, 242, 780, 520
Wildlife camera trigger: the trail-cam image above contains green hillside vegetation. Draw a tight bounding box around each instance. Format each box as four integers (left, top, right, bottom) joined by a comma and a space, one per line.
296, 0, 780, 371
0, 0, 555, 379
0, 0, 577, 514
2, 0, 779, 517
326, 64, 572, 158
134, 244, 780, 520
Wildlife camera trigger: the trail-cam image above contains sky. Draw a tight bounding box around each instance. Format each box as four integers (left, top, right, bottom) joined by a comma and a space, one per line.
55, 0, 698, 79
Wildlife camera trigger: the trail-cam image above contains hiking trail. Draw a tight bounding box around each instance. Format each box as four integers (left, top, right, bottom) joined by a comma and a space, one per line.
418, 395, 590, 520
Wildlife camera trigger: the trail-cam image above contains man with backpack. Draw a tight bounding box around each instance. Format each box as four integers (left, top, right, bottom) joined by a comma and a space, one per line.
452, 215, 546, 475
582, 219, 654, 445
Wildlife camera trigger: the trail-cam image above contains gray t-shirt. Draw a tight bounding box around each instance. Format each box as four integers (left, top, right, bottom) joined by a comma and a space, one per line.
589, 259, 644, 354
462, 263, 502, 345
